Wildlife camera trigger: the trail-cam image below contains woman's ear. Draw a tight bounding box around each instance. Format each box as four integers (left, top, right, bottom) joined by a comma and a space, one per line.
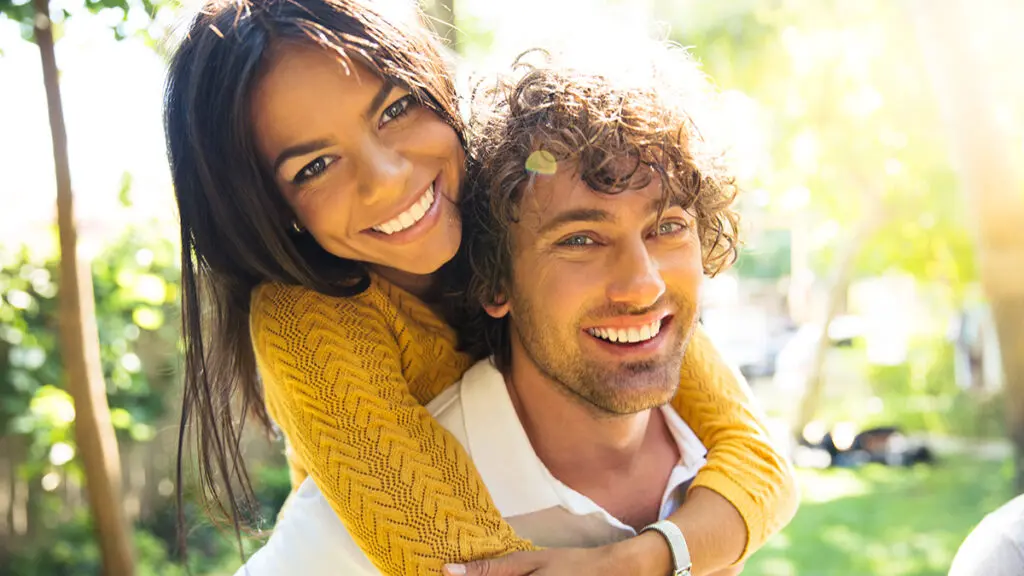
482, 293, 510, 319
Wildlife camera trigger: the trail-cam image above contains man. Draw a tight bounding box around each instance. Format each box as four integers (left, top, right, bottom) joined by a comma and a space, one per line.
238, 45, 747, 576
949, 495, 1024, 576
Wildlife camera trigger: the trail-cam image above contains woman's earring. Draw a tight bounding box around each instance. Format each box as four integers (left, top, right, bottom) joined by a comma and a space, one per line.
292, 220, 304, 234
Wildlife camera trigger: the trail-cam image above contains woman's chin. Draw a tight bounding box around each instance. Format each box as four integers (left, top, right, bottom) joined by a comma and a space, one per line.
415, 226, 462, 273
405, 246, 458, 275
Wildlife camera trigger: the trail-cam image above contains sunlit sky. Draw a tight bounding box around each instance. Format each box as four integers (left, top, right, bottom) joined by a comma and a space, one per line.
0, 0, 664, 251
2, 0, 1018, 254
0, 19, 155, 241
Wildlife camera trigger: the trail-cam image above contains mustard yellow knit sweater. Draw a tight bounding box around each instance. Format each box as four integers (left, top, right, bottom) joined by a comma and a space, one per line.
250, 273, 796, 576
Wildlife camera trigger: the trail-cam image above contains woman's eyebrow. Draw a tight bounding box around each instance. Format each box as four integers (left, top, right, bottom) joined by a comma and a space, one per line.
363, 83, 394, 121
273, 139, 334, 175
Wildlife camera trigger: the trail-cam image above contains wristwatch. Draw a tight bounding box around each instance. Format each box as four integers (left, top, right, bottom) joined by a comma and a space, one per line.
641, 519, 692, 576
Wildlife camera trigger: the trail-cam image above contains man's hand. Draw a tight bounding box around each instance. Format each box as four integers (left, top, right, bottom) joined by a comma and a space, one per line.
443, 546, 626, 576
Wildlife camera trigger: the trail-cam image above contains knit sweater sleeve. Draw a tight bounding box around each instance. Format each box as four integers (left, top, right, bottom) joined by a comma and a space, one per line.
250, 284, 535, 576
673, 325, 799, 561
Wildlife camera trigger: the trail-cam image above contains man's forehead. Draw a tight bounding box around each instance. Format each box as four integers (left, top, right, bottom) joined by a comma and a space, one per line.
519, 167, 669, 227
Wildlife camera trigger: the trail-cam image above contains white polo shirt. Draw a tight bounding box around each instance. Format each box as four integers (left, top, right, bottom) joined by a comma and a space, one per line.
236, 359, 707, 576
949, 494, 1024, 576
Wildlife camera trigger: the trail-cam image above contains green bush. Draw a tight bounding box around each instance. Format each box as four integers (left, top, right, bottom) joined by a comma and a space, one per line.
0, 226, 289, 574
1, 460, 291, 576
864, 339, 1003, 437
1, 225, 182, 480
5, 510, 186, 576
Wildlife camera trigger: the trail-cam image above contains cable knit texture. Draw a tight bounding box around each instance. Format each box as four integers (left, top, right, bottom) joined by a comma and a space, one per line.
250, 273, 796, 575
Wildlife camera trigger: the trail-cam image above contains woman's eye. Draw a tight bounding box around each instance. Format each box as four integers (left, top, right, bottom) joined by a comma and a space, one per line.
559, 234, 596, 247
379, 95, 415, 127
293, 156, 337, 184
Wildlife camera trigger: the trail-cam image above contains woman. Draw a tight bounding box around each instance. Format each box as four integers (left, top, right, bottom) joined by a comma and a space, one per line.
165, 0, 797, 574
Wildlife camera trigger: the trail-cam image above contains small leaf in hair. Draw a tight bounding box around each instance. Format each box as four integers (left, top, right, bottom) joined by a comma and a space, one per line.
525, 150, 558, 175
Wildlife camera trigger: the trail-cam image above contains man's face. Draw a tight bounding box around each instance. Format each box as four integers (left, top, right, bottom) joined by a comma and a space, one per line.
489, 166, 705, 415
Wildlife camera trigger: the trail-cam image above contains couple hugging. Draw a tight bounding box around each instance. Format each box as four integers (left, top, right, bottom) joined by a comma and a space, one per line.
165, 0, 798, 574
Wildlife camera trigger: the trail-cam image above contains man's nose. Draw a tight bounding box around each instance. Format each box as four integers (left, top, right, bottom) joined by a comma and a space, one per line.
605, 239, 666, 309
355, 137, 412, 205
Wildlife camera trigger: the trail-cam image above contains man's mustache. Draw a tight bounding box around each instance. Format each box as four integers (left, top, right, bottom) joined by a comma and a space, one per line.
584, 297, 694, 320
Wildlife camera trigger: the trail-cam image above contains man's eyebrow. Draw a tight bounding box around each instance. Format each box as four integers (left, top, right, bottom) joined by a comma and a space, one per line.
536, 194, 687, 235
363, 82, 395, 122
272, 139, 334, 176
537, 208, 614, 236
647, 194, 692, 217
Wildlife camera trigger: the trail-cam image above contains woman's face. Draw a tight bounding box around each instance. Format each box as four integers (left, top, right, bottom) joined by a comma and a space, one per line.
251, 43, 465, 276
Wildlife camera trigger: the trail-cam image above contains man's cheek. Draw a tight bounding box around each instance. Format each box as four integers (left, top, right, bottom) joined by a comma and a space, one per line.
664, 252, 704, 283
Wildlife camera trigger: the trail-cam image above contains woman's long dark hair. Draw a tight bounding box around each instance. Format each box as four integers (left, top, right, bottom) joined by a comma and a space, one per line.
164, 0, 464, 555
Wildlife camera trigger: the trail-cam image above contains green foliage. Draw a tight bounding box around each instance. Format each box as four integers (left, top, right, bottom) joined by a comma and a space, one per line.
0, 225, 181, 477
669, 0, 977, 290
0, 244, 60, 438
253, 464, 293, 521
5, 510, 187, 576
861, 339, 1002, 437
3, 483, 286, 576
0, 455, 291, 574
802, 336, 1004, 439
0, 0, 170, 44
866, 340, 955, 427
734, 229, 792, 279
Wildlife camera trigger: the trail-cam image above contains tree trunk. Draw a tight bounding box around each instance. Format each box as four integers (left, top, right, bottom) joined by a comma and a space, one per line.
794, 211, 878, 436
32, 0, 136, 573
911, 0, 1024, 490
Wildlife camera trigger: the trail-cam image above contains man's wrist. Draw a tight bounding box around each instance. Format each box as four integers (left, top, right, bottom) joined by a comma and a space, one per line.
643, 519, 693, 575
611, 530, 675, 576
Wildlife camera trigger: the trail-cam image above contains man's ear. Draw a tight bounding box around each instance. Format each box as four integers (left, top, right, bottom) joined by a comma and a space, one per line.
482, 293, 511, 319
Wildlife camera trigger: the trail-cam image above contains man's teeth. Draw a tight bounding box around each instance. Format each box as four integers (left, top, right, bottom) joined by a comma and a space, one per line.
587, 319, 662, 344
373, 185, 434, 235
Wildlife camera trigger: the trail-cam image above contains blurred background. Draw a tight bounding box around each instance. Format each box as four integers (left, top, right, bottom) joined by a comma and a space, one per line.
1, 0, 1022, 574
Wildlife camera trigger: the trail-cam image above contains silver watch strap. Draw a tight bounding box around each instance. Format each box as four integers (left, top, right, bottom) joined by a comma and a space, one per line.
641, 519, 692, 576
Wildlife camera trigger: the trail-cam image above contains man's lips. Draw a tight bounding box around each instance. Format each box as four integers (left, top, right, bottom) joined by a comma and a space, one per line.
583, 311, 671, 341
582, 310, 670, 330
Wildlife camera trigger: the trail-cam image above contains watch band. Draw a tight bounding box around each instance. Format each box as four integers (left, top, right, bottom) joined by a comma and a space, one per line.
641, 519, 692, 576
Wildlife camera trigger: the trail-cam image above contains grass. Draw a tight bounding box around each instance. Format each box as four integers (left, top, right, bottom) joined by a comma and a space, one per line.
195, 456, 1013, 576
742, 456, 1014, 576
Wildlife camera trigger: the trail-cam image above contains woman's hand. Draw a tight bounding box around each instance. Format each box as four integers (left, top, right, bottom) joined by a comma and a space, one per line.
443, 531, 673, 576
442, 528, 746, 576
443, 547, 626, 576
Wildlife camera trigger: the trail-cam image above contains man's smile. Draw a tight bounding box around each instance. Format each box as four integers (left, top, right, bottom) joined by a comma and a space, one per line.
581, 315, 676, 359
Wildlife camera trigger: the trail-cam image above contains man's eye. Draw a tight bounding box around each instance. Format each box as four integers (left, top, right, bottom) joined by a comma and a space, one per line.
559, 235, 596, 247
293, 156, 337, 184
655, 221, 687, 236
379, 95, 415, 127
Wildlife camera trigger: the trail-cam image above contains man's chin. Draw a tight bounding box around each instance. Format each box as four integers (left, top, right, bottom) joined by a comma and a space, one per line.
586, 387, 678, 416
581, 360, 683, 414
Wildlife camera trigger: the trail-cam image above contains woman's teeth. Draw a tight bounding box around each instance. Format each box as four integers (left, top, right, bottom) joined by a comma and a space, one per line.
373, 185, 434, 235
587, 319, 663, 344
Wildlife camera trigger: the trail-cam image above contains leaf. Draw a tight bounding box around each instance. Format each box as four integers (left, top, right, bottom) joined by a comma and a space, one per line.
29, 385, 76, 428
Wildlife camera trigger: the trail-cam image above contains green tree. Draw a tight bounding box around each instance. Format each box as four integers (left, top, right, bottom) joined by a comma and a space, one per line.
911, 0, 1024, 490
665, 0, 980, 431
0, 0, 168, 572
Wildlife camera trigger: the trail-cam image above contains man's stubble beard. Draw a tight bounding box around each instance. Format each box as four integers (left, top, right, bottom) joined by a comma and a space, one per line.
510, 291, 699, 418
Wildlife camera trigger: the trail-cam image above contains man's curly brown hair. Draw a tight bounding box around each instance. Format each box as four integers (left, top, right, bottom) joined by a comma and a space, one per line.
446, 45, 741, 368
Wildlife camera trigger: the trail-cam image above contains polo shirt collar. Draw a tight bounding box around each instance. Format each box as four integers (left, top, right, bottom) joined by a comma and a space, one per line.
460, 359, 562, 517
460, 359, 708, 519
